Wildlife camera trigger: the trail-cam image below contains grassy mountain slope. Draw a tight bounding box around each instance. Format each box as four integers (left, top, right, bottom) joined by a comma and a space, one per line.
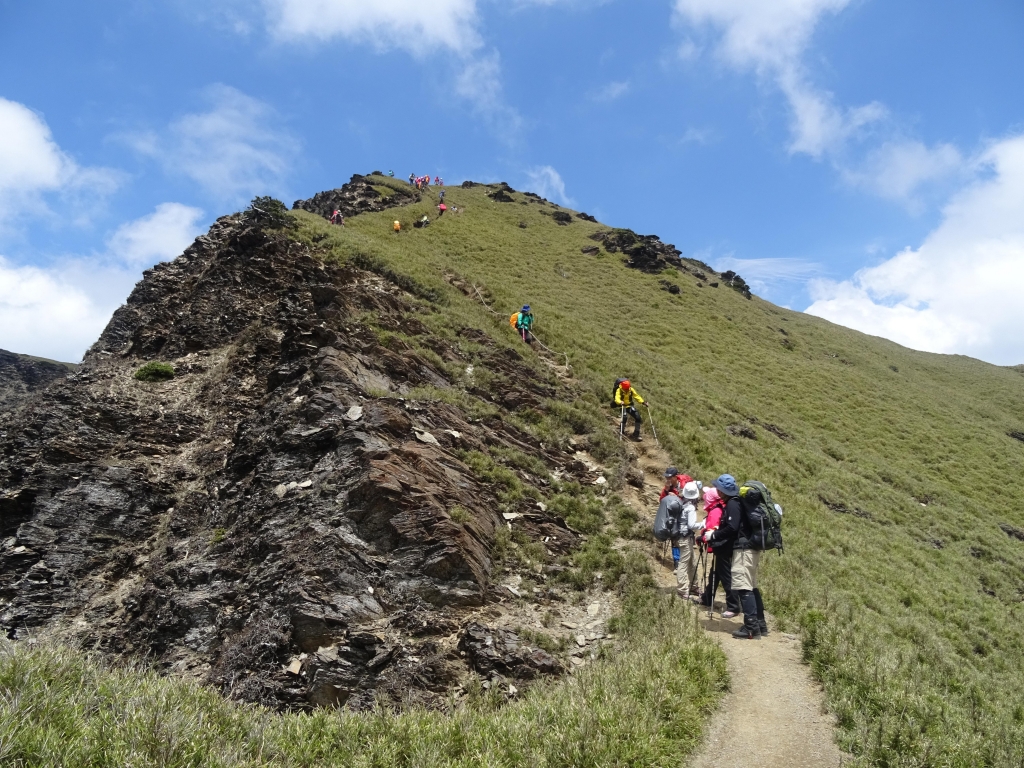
291, 176, 1024, 765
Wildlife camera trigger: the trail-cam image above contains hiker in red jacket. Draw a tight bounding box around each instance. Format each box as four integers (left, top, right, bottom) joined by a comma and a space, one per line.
660, 467, 692, 500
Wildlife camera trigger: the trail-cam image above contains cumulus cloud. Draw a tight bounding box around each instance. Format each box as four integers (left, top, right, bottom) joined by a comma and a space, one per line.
0, 203, 204, 362
0, 98, 120, 225
524, 166, 574, 206
129, 85, 298, 204
840, 139, 965, 204
263, 0, 481, 55
806, 133, 1024, 365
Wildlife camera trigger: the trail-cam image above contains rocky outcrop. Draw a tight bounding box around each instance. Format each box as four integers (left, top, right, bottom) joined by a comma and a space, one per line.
589, 229, 683, 273
0, 350, 75, 414
0, 213, 585, 711
292, 174, 418, 221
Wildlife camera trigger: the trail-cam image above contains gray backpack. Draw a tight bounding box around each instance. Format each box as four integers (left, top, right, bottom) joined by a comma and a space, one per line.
653, 494, 684, 542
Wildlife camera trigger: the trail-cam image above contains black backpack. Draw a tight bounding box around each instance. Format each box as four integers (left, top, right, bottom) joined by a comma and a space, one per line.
739, 480, 783, 552
611, 378, 627, 407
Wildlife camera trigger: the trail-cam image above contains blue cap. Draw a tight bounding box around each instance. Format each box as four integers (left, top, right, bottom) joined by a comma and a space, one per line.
522, 305, 531, 312
714, 474, 739, 497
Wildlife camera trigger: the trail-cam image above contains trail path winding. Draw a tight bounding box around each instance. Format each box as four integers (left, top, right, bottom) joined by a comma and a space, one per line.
621, 439, 847, 768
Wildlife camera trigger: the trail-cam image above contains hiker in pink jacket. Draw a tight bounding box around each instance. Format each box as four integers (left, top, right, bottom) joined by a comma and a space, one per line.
699, 485, 740, 616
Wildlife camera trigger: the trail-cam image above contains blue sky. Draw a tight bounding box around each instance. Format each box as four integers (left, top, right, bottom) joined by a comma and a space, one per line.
2, 0, 1023, 364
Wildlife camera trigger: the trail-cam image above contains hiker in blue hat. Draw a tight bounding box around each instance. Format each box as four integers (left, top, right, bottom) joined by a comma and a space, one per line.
703, 473, 767, 639
512, 305, 534, 344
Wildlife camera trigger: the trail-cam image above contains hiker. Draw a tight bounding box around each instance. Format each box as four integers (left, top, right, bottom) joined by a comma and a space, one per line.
409, 173, 416, 185
703, 474, 767, 639
660, 467, 692, 500
423, 175, 430, 187
439, 189, 445, 202
393, 220, 401, 233
613, 379, 645, 441
420, 214, 430, 227
698, 485, 740, 616
511, 305, 534, 344
672, 480, 703, 600
388, 170, 394, 177
330, 209, 344, 226
434, 176, 440, 185
437, 203, 447, 216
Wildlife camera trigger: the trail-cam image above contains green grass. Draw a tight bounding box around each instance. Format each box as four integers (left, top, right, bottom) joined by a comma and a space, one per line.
287, 176, 1024, 765
0, 592, 725, 768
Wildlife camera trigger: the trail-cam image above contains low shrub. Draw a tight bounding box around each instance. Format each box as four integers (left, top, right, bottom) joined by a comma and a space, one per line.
133, 362, 175, 382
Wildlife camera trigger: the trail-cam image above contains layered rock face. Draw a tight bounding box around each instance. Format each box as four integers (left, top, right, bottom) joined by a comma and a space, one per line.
0, 213, 579, 710
0, 350, 75, 414
292, 174, 419, 221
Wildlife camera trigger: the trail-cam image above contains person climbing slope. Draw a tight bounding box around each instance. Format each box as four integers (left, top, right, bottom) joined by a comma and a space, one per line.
613, 379, 645, 441
437, 203, 447, 216
510, 305, 534, 344
704, 474, 767, 638
699, 485, 740, 616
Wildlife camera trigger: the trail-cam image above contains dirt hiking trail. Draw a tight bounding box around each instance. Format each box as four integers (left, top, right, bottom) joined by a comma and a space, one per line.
620, 437, 847, 768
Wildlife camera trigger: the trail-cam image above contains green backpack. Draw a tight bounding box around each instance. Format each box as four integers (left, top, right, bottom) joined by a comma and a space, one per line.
739, 480, 784, 553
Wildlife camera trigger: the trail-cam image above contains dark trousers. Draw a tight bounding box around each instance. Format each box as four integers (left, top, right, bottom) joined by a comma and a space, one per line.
702, 549, 740, 612
738, 588, 767, 634
621, 405, 641, 435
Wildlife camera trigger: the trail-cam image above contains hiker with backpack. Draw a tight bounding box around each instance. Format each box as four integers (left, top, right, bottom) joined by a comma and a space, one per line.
511, 305, 534, 344
703, 475, 782, 639
660, 467, 691, 500
613, 379, 644, 441
699, 484, 740, 617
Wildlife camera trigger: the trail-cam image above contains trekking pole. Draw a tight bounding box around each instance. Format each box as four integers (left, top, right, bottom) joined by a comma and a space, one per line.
645, 403, 659, 445
619, 407, 625, 441
707, 552, 716, 620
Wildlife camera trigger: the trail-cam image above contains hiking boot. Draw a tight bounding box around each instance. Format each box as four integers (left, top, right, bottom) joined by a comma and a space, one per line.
632, 434, 643, 442
721, 610, 739, 619
758, 621, 769, 636
732, 625, 761, 640
688, 594, 703, 604
675, 588, 690, 600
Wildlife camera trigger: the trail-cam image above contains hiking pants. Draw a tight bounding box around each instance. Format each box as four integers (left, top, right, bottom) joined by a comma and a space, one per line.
702, 549, 740, 612
621, 405, 641, 436
517, 326, 533, 343
737, 589, 766, 635
671, 535, 698, 597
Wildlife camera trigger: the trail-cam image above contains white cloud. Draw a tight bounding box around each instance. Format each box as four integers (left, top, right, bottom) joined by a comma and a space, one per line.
106, 203, 205, 268
130, 85, 298, 204
455, 52, 523, 132
524, 166, 574, 206
263, 0, 481, 55
841, 139, 964, 204
592, 80, 630, 102
0, 98, 120, 225
714, 256, 822, 291
0, 203, 204, 362
806, 133, 1024, 365
673, 0, 885, 159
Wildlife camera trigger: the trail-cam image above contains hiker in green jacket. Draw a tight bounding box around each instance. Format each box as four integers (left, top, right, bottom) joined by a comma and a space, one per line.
513, 305, 534, 344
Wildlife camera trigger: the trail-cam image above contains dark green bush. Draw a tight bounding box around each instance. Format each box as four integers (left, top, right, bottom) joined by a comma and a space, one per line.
133, 362, 175, 382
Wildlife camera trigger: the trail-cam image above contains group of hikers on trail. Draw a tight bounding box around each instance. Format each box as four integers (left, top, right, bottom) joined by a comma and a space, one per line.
329, 209, 344, 226
409, 174, 443, 190
654, 467, 783, 640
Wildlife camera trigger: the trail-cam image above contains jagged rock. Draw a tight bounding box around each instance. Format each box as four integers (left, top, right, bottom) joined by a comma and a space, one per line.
720, 271, 752, 299
0, 212, 579, 711
595, 229, 683, 273
292, 174, 417, 221
458, 623, 563, 679
658, 280, 681, 295
551, 212, 573, 226
576, 212, 597, 223
580, 246, 600, 255
0, 350, 75, 413
488, 185, 516, 203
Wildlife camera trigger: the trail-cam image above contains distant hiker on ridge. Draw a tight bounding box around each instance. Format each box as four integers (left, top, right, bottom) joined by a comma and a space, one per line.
614, 379, 645, 441
330, 209, 344, 226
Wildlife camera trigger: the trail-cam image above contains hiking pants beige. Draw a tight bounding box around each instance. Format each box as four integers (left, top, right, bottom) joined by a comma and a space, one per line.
731, 548, 761, 591
673, 536, 698, 596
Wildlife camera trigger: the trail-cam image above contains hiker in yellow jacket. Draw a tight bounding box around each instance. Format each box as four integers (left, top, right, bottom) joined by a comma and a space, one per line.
614, 379, 645, 441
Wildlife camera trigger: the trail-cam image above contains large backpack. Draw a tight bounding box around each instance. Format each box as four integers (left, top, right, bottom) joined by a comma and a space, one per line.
653, 494, 687, 541
739, 480, 784, 552
509, 312, 519, 328
611, 378, 627, 407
